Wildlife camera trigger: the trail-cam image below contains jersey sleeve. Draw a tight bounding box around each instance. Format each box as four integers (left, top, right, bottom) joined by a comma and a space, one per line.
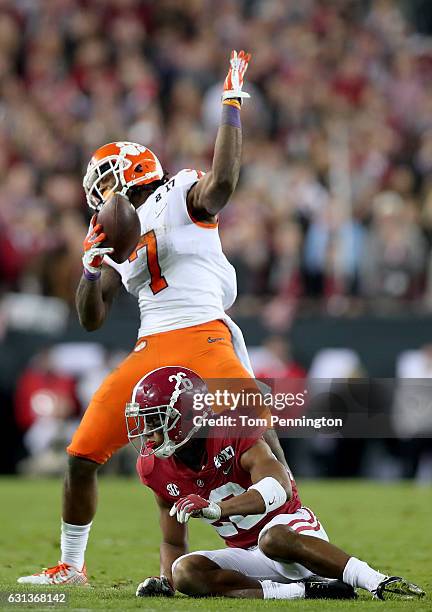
168, 168, 211, 227
236, 435, 263, 458
173, 168, 205, 199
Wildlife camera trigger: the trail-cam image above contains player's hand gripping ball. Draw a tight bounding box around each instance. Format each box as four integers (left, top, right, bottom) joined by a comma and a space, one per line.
82, 216, 113, 275
222, 49, 252, 102
136, 575, 174, 597
170, 494, 222, 524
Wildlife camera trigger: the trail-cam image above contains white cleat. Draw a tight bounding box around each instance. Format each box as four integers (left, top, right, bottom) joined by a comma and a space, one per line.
17, 562, 88, 585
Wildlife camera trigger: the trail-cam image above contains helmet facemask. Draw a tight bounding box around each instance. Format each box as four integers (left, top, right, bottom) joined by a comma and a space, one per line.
83, 157, 129, 211
125, 402, 182, 459
125, 370, 209, 459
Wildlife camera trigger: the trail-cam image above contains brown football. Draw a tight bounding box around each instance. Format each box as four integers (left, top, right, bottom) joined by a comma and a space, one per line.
97, 193, 141, 264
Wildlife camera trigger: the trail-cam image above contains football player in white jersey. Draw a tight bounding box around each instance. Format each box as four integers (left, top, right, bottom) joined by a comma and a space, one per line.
18, 51, 287, 586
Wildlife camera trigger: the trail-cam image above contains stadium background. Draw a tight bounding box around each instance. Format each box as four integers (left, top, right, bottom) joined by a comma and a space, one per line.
0, 0, 432, 484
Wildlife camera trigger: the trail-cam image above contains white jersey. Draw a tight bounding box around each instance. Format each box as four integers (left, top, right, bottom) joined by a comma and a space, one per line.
104, 169, 237, 338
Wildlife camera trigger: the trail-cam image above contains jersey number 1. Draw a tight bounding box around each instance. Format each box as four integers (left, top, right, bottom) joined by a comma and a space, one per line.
128, 230, 168, 295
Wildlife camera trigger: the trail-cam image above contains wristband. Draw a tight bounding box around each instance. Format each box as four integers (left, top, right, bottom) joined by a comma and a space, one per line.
223, 99, 241, 109
249, 477, 287, 513
83, 268, 101, 281
221, 103, 241, 128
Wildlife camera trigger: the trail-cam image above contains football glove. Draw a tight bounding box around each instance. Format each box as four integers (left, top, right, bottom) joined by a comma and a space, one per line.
136, 575, 175, 597
222, 50, 251, 102
82, 215, 113, 275
169, 494, 221, 524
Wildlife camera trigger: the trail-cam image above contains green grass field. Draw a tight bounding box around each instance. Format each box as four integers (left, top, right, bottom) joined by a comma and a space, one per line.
0, 478, 430, 611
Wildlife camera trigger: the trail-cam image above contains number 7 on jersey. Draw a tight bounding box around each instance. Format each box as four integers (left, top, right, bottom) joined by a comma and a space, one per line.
128, 230, 168, 295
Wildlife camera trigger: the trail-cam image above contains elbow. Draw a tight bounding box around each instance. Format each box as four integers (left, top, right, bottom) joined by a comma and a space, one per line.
205, 179, 237, 214
75, 299, 106, 332
78, 314, 103, 332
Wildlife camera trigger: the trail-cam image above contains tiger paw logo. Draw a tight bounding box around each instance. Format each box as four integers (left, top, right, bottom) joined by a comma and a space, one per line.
134, 340, 147, 352
116, 141, 147, 157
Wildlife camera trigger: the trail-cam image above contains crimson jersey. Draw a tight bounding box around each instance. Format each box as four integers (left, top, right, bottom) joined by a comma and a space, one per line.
137, 436, 301, 550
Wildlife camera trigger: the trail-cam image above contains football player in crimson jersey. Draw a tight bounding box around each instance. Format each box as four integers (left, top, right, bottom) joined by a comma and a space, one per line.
18, 51, 288, 586
129, 367, 424, 602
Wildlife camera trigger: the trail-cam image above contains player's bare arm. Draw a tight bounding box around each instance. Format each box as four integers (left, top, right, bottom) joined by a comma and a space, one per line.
76, 265, 121, 331
170, 439, 291, 524
136, 494, 187, 597
156, 494, 188, 582
219, 440, 291, 517
76, 217, 121, 331
262, 429, 288, 469
187, 50, 251, 222
186, 123, 241, 222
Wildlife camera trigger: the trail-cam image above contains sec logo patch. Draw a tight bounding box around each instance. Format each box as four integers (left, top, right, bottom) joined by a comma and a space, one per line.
167, 483, 180, 496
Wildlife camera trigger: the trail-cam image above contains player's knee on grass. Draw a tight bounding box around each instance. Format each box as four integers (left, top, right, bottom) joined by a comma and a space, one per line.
259, 525, 302, 561
172, 554, 217, 596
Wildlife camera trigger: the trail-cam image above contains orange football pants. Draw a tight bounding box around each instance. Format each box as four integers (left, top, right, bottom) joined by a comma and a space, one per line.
67, 320, 254, 464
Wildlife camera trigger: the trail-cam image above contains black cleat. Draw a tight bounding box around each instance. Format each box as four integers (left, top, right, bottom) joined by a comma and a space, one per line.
373, 576, 425, 601
304, 576, 357, 599
136, 576, 174, 597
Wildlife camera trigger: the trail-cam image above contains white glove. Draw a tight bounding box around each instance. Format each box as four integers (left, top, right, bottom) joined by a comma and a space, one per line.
221, 50, 251, 102
169, 494, 222, 524
82, 216, 113, 275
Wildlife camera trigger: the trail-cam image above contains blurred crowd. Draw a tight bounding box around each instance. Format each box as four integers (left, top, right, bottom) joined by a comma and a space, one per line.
2, 0, 432, 321
10, 342, 128, 475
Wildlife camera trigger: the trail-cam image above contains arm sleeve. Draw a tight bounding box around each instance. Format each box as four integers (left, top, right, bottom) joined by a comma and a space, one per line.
236, 435, 264, 456
175, 169, 205, 199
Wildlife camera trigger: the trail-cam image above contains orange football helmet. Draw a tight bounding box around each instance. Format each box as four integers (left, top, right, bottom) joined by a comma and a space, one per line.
83, 141, 164, 210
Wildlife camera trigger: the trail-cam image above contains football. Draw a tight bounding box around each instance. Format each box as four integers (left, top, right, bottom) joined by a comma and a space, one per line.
97, 192, 141, 264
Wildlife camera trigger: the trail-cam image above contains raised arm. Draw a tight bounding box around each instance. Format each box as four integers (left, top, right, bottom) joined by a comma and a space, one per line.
186, 50, 251, 222
76, 218, 121, 331
136, 494, 188, 597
